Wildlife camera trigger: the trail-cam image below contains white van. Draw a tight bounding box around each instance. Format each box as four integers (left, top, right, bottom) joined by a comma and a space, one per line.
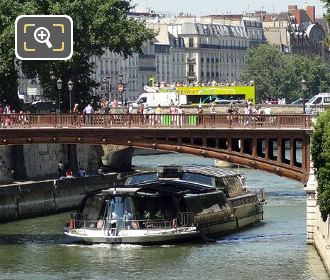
306, 93, 330, 106
132, 91, 187, 107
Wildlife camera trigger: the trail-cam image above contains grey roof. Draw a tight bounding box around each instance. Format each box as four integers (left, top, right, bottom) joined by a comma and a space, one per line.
275, 12, 291, 22
181, 23, 247, 38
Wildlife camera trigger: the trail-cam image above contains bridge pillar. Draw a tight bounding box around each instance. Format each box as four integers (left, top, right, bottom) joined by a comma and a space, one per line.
100, 145, 134, 171
0, 146, 14, 184
304, 160, 317, 245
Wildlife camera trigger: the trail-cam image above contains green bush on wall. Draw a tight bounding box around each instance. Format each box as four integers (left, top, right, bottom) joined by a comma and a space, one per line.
311, 110, 330, 221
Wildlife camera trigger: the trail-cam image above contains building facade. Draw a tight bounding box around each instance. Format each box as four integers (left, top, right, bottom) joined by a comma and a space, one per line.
262, 4, 326, 58
90, 39, 156, 102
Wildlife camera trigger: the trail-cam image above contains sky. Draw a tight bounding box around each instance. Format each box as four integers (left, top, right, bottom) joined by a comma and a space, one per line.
132, 0, 326, 17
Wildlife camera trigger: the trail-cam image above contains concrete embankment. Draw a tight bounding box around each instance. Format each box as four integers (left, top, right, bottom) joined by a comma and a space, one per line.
0, 173, 123, 222
314, 207, 330, 274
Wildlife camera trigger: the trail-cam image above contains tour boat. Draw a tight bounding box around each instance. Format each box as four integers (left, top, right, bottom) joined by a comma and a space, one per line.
64, 165, 265, 244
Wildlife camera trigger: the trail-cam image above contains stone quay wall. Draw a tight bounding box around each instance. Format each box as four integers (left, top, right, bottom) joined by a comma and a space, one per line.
0, 173, 123, 222
313, 207, 330, 274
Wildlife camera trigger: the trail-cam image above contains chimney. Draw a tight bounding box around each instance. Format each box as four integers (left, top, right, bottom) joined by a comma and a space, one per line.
288, 5, 297, 12
305, 6, 315, 23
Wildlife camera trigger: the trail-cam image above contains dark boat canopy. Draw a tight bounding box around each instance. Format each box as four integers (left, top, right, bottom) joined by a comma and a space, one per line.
106, 179, 217, 197
99, 166, 245, 198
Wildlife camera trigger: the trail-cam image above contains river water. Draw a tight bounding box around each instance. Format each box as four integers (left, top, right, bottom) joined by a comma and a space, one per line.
0, 153, 328, 280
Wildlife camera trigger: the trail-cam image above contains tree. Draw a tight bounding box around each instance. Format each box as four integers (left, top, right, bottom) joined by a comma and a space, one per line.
311, 110, 330, 221
322, 0, 330, 22
242, 44, 330, 103
0, 0, 155, 110
241, 45, 285, 102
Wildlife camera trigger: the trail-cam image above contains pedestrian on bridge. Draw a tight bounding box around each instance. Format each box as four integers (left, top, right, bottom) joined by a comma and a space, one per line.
83, 103, 94, 125
197, 104, 203, 126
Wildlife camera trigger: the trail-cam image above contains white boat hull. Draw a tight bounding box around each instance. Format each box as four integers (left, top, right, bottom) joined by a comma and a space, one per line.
65, 212, 263, 245
65, 227, 200, 244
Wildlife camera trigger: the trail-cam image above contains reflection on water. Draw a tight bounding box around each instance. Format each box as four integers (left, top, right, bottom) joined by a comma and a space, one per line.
0, 153, 328, 280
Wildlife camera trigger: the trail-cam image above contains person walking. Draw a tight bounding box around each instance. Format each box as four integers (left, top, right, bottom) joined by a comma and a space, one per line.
210, 103, 216, 126
197, 104, 204, 126
83, 103, 94, 125
72, 103, 80, 125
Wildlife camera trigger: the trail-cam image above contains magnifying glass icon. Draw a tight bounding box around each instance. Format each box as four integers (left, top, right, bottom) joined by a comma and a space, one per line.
34, 27, 53, 49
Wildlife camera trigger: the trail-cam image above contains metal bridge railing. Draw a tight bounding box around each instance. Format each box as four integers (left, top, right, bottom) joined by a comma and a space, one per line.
0, 113, 312, 129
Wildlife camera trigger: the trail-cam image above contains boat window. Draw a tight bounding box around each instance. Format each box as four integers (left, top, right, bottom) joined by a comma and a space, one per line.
125, 173, 157, 185
123, 197, 134, 221
181, 172, 214, 187
81, 195, 104, 221
108, 197, 134, 221
110, 197, 124, 220
133, 196, 176, 220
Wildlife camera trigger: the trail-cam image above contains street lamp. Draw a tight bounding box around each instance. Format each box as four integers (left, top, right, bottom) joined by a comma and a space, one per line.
300, 79, 307, 114
68, 79, 74, 113
56, 78, 63, 113
103, 76, 111, 102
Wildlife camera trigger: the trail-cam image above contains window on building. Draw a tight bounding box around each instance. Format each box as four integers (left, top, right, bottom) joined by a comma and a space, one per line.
189, 38, 194, 48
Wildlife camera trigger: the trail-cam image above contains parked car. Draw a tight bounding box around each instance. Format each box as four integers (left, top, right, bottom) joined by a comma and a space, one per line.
290, 98, 310, 105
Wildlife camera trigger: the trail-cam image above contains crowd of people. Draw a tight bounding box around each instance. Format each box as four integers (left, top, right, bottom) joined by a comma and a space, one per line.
0, 104, 29, 126
153, 80, 254, 90
57, 161, 88, 179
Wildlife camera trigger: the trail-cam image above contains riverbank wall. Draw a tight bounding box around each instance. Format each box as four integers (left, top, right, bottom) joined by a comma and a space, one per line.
0, 173, 123, 222
314, 207, 330, 273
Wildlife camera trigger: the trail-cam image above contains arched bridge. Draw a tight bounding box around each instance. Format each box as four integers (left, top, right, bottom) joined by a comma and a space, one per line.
0, 113, 312, 183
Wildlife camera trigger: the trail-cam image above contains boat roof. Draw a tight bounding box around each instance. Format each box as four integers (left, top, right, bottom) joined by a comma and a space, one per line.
102, 179, 217, 197
180, 166, 242, 178
99, 165, 242, 197
101, 187, 141, 195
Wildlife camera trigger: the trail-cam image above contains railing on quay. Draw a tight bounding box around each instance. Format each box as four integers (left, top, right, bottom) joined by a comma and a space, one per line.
0, 113, 312, 129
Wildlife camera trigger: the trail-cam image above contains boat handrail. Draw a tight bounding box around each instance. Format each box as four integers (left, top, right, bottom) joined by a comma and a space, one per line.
69, 212, 195, 232
246, 187, 265, 201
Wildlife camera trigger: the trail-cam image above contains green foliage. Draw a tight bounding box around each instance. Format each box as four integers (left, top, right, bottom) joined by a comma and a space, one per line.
0, 0, 155, 111
242, 44, 330, 103
322, 0, 330, 22
311, 110, 330, 221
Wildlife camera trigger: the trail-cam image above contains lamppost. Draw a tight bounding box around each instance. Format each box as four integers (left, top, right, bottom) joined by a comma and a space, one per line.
103, 76, 111, 102
56, 78, 63, 113
68, 79, 74, 113
300, 79, 307, 114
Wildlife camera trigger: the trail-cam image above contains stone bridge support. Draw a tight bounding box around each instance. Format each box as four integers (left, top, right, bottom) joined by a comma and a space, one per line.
304, 161, 317, 245
305, 160, 330, 273
99, 145, 134, 171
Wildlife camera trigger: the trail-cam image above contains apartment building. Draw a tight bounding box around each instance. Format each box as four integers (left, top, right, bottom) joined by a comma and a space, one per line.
262, 4, 326, 57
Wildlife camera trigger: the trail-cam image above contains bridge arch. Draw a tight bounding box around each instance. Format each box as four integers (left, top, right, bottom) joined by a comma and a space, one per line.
0, 126, 311, 183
